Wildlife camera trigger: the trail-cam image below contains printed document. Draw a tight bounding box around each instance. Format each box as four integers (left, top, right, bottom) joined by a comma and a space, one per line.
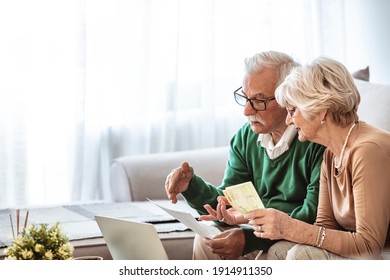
147, 199, 221, 239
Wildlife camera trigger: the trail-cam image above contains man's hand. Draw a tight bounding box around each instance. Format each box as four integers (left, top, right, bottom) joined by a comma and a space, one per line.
199, 196, 248, 225
165, 162, 194, 204
203, 228, 245, 260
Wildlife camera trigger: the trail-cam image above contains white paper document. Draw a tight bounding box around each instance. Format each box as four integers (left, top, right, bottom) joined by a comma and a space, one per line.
147, 199, 221, 239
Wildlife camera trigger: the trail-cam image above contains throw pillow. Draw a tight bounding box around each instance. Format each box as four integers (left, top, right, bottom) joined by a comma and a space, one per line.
352, 66, 370, 81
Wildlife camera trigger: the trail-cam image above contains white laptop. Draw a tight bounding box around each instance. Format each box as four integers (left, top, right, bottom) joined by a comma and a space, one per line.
95, 215, 169, 260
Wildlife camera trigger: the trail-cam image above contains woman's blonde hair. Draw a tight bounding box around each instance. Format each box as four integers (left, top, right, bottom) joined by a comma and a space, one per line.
275, 57, 360, 126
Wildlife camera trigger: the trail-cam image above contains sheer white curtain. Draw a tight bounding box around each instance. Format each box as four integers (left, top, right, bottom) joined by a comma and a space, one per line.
0, 0, 86, 207
0, 0, 345, 208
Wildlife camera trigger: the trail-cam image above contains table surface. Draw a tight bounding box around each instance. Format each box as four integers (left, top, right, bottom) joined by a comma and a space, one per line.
0, 200, 199, 249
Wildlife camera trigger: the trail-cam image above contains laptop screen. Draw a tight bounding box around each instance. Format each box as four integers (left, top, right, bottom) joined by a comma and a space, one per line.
95, 215, 169, 260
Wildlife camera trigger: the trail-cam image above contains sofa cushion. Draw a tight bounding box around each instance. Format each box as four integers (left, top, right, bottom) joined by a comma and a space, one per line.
355, 79, 390, 131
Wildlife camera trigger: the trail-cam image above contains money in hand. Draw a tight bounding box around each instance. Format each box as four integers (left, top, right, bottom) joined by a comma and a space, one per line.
222, 181, 265, 214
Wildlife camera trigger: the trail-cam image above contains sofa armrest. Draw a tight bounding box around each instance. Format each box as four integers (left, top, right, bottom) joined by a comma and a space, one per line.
110, 146, 229, 202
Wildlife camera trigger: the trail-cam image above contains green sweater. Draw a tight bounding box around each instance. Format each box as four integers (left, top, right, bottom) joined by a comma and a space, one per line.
182, 123, 326, 255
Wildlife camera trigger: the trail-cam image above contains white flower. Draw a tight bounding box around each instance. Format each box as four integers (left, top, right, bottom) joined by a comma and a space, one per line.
44, 250, 54, 260
21, 249, 33, 259
35, 244, 45, 253
14, 236, 24, 246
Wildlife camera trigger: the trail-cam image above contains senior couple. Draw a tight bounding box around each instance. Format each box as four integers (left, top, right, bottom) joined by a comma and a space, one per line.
165, 51, 390, 260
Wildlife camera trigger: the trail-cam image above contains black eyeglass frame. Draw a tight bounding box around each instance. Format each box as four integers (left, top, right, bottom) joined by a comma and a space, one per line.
233, 86, 276, 112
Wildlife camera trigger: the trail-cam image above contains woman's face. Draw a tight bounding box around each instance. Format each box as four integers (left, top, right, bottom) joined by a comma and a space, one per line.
285, 106, 323, 143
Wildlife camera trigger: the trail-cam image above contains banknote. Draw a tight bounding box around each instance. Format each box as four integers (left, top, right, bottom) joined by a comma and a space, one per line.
222, 181, 264, 214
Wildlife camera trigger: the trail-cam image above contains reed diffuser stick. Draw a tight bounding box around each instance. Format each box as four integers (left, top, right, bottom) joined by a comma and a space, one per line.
9, 214, 15, 239
16, 209, 20, 234
23, 210, 29, 231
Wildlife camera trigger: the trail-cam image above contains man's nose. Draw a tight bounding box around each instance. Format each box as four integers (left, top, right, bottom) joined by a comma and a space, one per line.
243, 101, 255, 116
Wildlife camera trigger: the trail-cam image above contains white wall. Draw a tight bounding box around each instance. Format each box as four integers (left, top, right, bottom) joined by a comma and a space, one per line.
344, 0, 390, 84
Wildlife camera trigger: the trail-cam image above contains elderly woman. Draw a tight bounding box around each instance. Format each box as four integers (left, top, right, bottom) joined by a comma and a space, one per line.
245, 57, 390, 259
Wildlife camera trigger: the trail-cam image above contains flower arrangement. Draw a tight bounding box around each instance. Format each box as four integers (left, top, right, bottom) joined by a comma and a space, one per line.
3, 222, 74, 260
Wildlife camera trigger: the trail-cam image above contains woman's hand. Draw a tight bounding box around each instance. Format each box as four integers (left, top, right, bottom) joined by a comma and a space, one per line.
245, 208, 292, 240
199, 196, 249, 225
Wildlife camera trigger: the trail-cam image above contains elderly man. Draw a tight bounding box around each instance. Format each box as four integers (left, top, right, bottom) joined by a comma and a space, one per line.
165, 51, 325, 260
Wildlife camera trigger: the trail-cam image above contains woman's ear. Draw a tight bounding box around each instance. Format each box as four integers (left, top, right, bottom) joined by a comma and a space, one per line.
320, 111, 328, 124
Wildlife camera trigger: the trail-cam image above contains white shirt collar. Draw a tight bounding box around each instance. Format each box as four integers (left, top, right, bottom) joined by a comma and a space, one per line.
257, 125, 297, 159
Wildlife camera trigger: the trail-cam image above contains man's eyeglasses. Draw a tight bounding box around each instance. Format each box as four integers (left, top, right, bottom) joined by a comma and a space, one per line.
233, 87, 275, 112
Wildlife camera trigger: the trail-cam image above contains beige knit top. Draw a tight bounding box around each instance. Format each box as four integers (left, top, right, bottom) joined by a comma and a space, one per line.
316, 121, 390, 259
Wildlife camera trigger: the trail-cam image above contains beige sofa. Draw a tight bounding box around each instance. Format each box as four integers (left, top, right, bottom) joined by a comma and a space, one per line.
110, 79, 390, 259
